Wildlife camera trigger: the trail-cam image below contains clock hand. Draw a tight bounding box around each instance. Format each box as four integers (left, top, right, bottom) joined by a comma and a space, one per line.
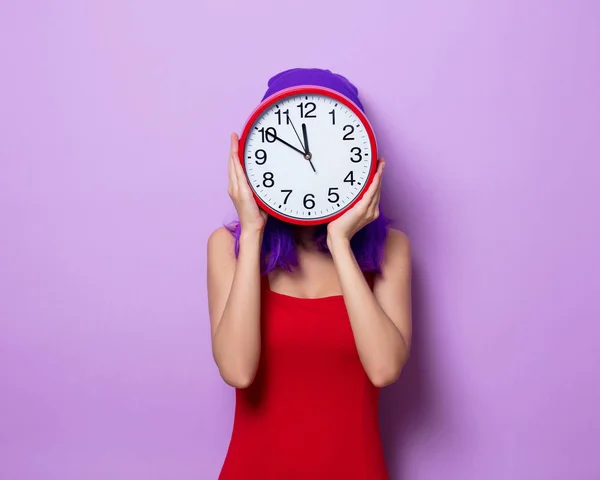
273, 134, 306, 156
302, 123, 316, 173
288, 116, 306, 153
301, 123, 310, 155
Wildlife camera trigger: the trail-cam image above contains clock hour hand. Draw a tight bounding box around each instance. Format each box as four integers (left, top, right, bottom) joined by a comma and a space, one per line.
301, 123, 310, 155
302, 123, 316, 173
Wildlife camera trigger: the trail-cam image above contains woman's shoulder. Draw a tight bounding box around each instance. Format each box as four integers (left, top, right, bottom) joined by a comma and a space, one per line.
382, 228, 411, 267
208, 225, 234, 242
207, 226, 236, 258
386, 228, 410, 250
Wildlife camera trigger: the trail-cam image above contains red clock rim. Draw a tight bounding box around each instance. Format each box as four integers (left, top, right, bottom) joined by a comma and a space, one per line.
238, 85, 379, 226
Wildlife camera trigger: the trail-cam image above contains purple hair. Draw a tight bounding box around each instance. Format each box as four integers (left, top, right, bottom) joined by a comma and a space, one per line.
229, 68, 390, 274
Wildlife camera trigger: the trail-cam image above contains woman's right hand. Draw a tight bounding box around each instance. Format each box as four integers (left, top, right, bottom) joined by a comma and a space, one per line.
228, 132, 267, 232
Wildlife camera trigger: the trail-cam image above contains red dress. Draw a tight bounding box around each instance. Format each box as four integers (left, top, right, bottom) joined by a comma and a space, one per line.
218, 277, 389, 479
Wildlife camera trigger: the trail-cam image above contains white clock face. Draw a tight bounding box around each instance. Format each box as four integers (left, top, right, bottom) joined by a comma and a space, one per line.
242, 93, 375, 223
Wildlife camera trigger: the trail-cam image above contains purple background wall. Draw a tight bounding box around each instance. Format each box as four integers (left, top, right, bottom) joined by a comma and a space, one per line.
1, 1, 599, 479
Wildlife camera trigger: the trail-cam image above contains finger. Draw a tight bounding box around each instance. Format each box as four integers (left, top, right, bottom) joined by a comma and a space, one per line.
371, 160, 384, 206
360, 183, 378, 212
229, 133, 244, 176
375, 157, 385, 181
370, 188, 382, 219
228, 159, 238, 197
230, 132, 239, 156
371, 182, 382, 209
367, 186, 381, 220
364, 160, 384, 217
228, 134, 239, 194
232, 147, 250, 190
230, 136, 255, 198
372, 158, 385, 192
362, 161, 383, 205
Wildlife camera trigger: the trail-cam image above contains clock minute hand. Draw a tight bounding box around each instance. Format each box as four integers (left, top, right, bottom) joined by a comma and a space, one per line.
273, 134, 306, 156
287, 115, 306, 153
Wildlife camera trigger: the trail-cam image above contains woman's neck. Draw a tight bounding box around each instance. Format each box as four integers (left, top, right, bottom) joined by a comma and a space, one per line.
294, 226, 319, 250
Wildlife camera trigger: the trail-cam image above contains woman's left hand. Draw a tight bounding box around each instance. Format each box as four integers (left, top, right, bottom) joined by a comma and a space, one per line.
327, 158, 385, 249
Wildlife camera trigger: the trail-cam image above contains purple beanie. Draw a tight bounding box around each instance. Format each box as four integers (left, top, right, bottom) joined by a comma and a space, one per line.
261, 68, 365, 112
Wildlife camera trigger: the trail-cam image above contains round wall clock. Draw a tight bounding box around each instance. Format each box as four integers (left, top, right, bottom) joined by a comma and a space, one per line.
239, 85, 378, 226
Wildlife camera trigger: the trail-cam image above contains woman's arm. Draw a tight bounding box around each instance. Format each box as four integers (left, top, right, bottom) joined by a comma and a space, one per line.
207, 227, 263, 388
206, 133, 266, 389
327, 158, 412, 387
329, 229, 412, 387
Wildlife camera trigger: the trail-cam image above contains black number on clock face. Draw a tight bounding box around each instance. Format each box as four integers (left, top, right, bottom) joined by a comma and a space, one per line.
327, 187, 340, 203
344, 171, 356, 186
281, 189, 292, 204
329, 109, 336, 125
297, 102, 316, 118
258, 127, 277, 143
303, 193, 316, 209
275, 109, 291, 125
255, 149, 267, 165
350, 147, 362, 163
263, 171, 275, 188
343, 125, 355, 140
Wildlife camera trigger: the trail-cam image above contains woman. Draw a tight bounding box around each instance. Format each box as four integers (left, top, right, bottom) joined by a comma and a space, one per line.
207, 69, 412, 479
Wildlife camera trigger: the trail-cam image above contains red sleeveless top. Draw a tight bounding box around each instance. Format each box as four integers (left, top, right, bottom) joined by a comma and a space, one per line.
218, 277, 389, 479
